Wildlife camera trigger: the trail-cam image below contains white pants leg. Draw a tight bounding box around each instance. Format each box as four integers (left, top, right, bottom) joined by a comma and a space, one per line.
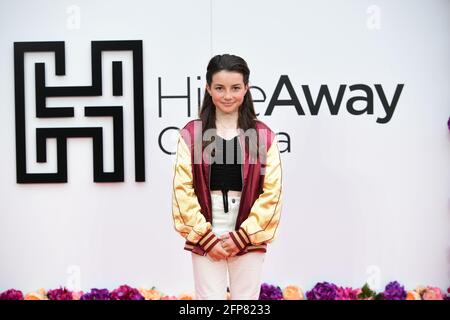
192, 254, 228, 300
228, 252, 265, 300
192, 252, 265, 300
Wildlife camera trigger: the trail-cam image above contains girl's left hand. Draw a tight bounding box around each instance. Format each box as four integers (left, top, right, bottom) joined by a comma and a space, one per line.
219, 234, 240, 257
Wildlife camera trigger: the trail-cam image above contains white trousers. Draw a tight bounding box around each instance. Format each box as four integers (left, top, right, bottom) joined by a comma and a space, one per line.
192, 192, 265, 300
192, 251, 265, 300
210, 193, 240, 237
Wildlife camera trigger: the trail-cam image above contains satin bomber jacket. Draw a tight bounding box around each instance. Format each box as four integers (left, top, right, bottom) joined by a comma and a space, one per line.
172, 119, 283, 256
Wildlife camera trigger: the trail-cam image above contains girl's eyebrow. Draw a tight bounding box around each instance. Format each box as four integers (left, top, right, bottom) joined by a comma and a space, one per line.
213, 83, 242, 86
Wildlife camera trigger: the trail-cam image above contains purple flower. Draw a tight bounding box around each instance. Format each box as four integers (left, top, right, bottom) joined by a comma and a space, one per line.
47, 287, 73, 300
80, 288, 110, 300
382, 281, 407, 300
110, 285, 144, 300
0, 289, 24, 300
259, 283, 283, 300
306, 282, 338, 300
448, 117, 450, 131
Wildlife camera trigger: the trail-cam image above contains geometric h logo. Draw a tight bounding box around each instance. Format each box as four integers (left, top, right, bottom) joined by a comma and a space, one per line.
14, 40, 145, 183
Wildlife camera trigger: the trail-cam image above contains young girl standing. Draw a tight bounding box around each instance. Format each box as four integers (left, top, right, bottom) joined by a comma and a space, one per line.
172, 54, 283, 300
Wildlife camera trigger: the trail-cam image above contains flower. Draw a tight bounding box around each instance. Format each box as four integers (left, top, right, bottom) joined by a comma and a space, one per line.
259, 283, 283, 300
25, 288, 47, 300
282, 285, 304, 300
406, 291, 421, 300
72, 291, 84, 300
445, 287, 450, 300
47, 287, 73, 300
447, 116, 450, 131
110, 285, 144, 300
139, 288, 162, 300
382, 281, 407, 300
80, 288, 110, 300
178, 292, 195, 300
422, 287, 444, 300
0, 289, 24, 300
336, 287, 361, 300
306, 282, 338, 300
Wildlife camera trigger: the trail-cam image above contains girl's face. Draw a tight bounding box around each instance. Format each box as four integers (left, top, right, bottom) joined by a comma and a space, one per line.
206, 70, 248, 115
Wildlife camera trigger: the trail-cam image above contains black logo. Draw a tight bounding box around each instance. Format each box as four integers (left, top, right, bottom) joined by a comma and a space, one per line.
14, 41, 145, 183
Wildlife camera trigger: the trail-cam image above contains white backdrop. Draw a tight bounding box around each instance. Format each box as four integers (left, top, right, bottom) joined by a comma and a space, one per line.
0, 0, 449, 295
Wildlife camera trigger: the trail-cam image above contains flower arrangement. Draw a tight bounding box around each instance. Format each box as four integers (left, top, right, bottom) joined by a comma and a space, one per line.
24, 288, 47, 300
110, 285, 144, 300
0, 289, 24, 300
407, 286, 446, 300
138, 287, 162, 300
382, 281, 407, 300
282, 285, 304, 300
0, 282, 448, 300
306, 282, 338, 300
336, 286, 361, 300
80, 288, 111, 300
259, 283, 283, 300
47, 287, 74, 300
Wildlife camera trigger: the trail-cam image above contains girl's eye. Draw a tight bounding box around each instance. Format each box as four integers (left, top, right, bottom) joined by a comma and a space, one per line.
215, 87, 223, 91
233, 87, 241, 91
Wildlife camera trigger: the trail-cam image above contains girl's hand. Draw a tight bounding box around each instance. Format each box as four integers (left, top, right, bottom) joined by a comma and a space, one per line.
219, 234, 240, 257
207, 242, 230, 261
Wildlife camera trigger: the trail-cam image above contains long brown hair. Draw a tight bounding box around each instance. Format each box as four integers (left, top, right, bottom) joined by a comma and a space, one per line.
199, 54, 257, 132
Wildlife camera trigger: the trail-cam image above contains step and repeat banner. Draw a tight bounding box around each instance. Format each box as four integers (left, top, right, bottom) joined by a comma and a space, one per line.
0, 0, 449, 295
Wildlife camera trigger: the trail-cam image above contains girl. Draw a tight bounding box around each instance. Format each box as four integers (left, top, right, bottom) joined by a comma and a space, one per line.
172, 54, 283, 300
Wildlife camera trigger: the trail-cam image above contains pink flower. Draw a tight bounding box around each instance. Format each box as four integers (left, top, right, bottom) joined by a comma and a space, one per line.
72, 291, 84, 300
110, 285, 144, 300
47, 287, 73, 300
0, 289, 24, 300
422, 287, 444, 300
336, 287, 361, 300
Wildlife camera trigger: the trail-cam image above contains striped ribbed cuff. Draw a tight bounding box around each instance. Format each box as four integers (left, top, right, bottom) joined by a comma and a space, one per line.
198, 230, 220, 253
229, 228, 251, 251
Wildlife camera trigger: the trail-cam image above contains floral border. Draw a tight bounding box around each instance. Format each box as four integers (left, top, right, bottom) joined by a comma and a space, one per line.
0, 282, 449, 300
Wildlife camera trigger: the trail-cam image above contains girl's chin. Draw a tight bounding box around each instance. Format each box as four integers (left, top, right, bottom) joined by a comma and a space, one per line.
219, 109, 238, 114
219, 102, 240, 109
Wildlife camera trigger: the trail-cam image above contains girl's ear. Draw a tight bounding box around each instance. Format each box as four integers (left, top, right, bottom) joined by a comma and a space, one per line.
206, 84, 212, 96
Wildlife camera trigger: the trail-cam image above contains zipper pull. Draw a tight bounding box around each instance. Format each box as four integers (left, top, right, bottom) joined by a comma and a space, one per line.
222, 189, 229, 213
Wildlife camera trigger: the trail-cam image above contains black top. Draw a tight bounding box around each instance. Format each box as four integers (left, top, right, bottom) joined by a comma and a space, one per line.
210, 135, 243, 213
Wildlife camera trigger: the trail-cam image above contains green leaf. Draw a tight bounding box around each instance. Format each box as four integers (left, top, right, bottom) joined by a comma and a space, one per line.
374, 293, 384, 300
361, 283, 374, 296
